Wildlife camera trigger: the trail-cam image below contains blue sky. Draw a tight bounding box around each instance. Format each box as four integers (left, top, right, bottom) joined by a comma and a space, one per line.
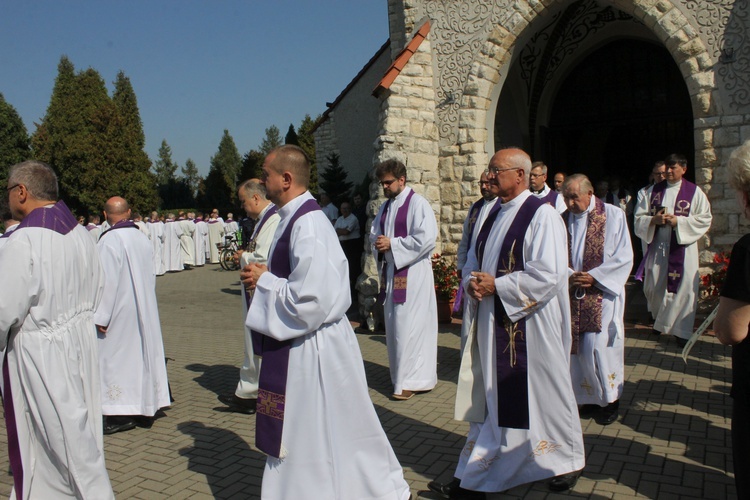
0, 1, 389, 175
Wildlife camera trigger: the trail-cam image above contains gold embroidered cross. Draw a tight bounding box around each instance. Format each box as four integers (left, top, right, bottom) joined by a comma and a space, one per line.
580, 378, 593, 395
669, 271, 681, 281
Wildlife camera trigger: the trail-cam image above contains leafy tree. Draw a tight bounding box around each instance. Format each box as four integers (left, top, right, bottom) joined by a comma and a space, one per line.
260, 125, 282, 156
181, 158, 200, 198
153, 139, 177, 186
285, 124, 299, 146
0, 93, 30, 183
204, 129, 242, 207
240, 149, 264, 182
297, 114, 318, 195
319, 153, 353, 207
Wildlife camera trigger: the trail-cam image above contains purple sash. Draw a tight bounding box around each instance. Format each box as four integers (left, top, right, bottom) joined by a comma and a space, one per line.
635, 180, 697, 293
16, 200, 78, 235
247, 205, 280, 355
377, 189, 415, 304
540, 189, 558, 206
255, 198, 320, 459
474, 195, 543, 430
99, 219, 138, 239
466, 198, 484, 239
564, 198, 606, 354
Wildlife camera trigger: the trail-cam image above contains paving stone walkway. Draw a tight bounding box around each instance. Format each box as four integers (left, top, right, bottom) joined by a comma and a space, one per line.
0, 264, 737, 498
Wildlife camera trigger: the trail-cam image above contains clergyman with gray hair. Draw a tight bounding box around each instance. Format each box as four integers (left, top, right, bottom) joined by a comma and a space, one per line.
0, 160, 114, 498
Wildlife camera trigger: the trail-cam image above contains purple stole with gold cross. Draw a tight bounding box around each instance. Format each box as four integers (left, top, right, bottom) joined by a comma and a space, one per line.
377, 189, 415, 304
4, 200, 79, 499
475, 195, 544, 430
635, 180, 697, 293
564, 198, 606, 354
255, 198, 321, 459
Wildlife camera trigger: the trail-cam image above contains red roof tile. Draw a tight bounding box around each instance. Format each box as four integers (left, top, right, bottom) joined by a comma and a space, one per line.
373, 20, 431, 97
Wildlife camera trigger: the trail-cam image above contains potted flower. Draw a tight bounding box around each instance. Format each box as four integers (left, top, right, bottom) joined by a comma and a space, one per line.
700, 250, 730, 315
432, 253, 460, 323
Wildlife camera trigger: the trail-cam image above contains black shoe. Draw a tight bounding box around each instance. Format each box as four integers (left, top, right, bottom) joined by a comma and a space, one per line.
596, 400, 620, 425
548, 470, 582, 492
651, 328, 661, 336
217, 393, 257, 414
103, 416, 137, 435
675, 336, 688, 347
132, 415, 155, 429
427, 478, 484, 499
578, 404, 599, 418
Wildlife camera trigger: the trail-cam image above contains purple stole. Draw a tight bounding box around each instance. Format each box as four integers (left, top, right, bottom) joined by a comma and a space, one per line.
540, 189, 558, 206
635, 180, 697, 293
99, 219, 138, 238
4, 200, 78, 499
377, 189, 415, 304
475, 195, 544, 430
466, 198, 484, 239
247, 205, 280, 355
564, 198, 606, 355
255, 198, 321, 459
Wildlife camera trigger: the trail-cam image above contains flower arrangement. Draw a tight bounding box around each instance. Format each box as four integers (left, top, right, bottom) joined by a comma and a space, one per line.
700, 251, 730, 299
432, 253, 460, 301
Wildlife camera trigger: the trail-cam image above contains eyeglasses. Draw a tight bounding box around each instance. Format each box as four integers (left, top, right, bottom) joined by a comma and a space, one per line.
529, 173, 544, 178
6, 184, 20, 193
488, 166, 521, 175
380, 178, 398, 188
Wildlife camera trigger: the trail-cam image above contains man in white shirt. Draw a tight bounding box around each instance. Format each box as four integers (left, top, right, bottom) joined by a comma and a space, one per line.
335, 201, 362, 301
320, 192, 339, 223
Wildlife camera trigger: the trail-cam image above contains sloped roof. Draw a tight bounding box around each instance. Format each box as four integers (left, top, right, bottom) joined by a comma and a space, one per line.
372, 20, 431, 97
311, 39, 391, 133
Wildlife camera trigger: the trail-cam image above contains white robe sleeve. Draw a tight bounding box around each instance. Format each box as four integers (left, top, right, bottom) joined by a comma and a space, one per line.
495, 206, 569, 322
0, 238, 35, 351
675, 188, 712, 245
247, 213, 350, 341
93, 240, 123, 328
389, 196, 438, 270
587, 207, 634, 297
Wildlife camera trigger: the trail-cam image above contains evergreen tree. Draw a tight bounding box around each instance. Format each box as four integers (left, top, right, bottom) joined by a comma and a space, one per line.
285, 124, 299, 145
240, 149, 264, 182
205, 129, 242, 206
319, 153, 353, 207
260, 125, 282, 156
0, 93, 30, 183
297, 114, 318, 195
112, 71, 158, 211
181, 158, 200, 198
153, 139, 177, 186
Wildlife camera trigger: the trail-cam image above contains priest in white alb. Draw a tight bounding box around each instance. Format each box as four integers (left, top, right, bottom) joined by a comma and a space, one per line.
193, 212, 208, 266
562, 174, 633, 425
94, 197, 171, 434
0, 161, 114, 499
634, 153, 712, 346
207, 213, 225, 263
148, 211, 166, 276
241, 145, 410, 500
370, 159, 438, 401
177, 211, 196, 268
429, 148, 585, 499
162, 212, 184, 272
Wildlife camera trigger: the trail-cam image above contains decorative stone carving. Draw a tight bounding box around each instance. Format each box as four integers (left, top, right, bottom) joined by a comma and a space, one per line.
714, 1, 750, 108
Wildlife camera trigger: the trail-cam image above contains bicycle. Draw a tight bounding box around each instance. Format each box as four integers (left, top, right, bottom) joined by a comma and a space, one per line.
218, 235, 241, 271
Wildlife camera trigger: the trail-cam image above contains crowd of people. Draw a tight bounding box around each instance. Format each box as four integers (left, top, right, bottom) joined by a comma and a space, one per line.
6, 136, 750, 499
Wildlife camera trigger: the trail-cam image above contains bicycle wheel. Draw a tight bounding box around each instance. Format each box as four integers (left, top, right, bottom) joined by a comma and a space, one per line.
220, 249, 234, 270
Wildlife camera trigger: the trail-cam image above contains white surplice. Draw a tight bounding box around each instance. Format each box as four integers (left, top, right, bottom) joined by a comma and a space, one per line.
178, 218, 196, 266
566, 198, 633, 406
148, 221, 166, 275
94, 225, 171, 416
236, 204, 280, 399
193, 220, 207, 266
0, 208, 114, 499
247, 192, 410, 500
207, 219, 225, 263
455, 191, 585, 493
634, 180, 712, 339
370, 187, 439, 394
162, 220, 184, 272
457, 197, 498, 275
224, 219, 239, 238
135, 220, 151, 240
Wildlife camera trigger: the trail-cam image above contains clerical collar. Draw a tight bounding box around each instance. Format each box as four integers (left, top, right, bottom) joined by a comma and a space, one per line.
667, 179, 682, 187
530, 187, 544, 194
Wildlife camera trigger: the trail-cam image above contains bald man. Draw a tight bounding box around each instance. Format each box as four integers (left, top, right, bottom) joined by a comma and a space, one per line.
95, 197, 171, 434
